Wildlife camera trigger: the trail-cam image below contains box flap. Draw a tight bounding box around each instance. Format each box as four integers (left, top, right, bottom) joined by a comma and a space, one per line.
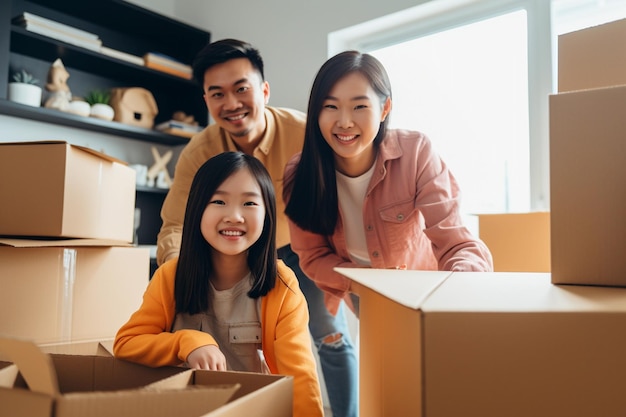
0, 140, 128, 165
423, 272, 626, 312
38, 341, 114, 357
0, 363, 19, 387
334, 268, 451, 310
0, 238, 132, 248
0, 337, 58, 396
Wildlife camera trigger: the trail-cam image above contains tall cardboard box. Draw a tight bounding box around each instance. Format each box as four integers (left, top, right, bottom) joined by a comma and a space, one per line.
0, 141, 136, 242
549, 85, 626, 286
476, 212, 550, 272
337, 268, 626, 417
558, 18, 626, 92
0, 239, 150, 343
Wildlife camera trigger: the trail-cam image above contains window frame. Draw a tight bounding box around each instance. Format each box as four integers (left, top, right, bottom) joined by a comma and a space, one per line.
328, 0, 553, 211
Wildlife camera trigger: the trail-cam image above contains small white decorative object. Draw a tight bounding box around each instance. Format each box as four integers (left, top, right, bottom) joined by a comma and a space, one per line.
8, 69, 42, 107
67, 100, 91, 117
129, 164, 148, 187
85, 90, 114, 121
90, 103, 115, 121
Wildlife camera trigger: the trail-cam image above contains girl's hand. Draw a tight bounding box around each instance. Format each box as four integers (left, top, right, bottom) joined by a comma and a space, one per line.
186, 345, 227, 370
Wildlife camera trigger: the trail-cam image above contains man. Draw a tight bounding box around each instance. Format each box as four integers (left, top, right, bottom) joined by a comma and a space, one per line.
156, 39, 358, 417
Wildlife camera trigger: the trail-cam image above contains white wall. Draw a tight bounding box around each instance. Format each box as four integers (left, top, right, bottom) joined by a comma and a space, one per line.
129, 0, 427, 112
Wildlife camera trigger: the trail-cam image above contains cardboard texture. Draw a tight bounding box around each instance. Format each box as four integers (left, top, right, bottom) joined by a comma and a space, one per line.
558, 18, 626, 92
549, 85, 626, 286
0, 337, 239, 417
0, 141, 136, 242
0, 240, 149, 343
336, 268, 626, 417
0, 338, 293, 417
476, 212, 550, 272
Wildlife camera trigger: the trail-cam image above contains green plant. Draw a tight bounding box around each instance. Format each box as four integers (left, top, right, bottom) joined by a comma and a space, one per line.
11, 69, 39, 85
84, 89, 111, 105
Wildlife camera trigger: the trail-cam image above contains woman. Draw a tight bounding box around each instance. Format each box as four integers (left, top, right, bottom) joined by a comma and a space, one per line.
284, 50, 493, 318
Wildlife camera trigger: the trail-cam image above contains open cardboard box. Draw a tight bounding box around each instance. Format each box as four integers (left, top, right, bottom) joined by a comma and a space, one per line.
0, 337, 239, 417
0, 337, 294, 417
336, 268, 626, 417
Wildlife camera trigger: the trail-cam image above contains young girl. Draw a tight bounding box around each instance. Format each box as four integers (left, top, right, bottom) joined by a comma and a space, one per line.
114, 151, 323, 417
284, 50, 494, 319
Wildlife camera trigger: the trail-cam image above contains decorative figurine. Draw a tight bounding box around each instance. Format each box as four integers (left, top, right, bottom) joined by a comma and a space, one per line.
44, 58, 72, 111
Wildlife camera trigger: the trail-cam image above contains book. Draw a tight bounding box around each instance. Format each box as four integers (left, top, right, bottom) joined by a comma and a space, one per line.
144, 52, 192, 73
101, 46, 144, 66
19, 22, 102, 52
16, 12, 100, 41
145, 60, 192, 79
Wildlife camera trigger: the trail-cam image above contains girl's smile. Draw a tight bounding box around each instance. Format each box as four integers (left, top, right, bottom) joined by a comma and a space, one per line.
200, 167, 265, 257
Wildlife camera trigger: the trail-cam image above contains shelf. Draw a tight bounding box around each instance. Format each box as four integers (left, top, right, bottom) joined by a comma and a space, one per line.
10, 27, 199, 87
24, 0, 209, 62
136, 185, 169, 194
0, 99, 190, 146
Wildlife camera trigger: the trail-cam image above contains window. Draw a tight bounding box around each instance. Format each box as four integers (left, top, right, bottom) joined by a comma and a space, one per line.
329, 0, 626, 215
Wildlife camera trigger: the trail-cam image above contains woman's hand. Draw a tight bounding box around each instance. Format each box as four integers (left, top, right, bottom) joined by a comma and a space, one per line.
186, 344, 227, 370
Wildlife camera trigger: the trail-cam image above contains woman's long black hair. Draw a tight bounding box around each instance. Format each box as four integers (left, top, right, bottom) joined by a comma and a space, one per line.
175, 151, 277, 315
283, 50, 392, 235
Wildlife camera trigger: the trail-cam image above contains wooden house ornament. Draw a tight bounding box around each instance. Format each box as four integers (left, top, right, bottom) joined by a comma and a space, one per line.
110, 87, 158, 128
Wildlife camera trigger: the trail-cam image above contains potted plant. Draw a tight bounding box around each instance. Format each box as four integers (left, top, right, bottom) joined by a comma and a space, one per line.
85, 89, 115, 121
8, 69, 43, 107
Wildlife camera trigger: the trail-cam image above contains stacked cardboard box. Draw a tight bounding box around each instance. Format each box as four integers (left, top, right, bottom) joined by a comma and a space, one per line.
0, 141, 149, 344
337, 268, 626, 417
550, 18, 626, 286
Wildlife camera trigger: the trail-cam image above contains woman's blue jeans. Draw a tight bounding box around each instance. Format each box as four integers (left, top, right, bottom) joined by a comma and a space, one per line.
278, 245, 358, 417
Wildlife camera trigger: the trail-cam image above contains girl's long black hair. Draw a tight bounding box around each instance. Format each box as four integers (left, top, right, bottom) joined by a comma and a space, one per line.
175, 151, 277, 315
283, 51, 392, 235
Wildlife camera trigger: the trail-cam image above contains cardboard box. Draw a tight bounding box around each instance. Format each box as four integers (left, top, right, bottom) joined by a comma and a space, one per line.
558, 18, 626, 92
0, 338, 294, 417
476, 212, 550, 272
549, 85, 626, 286
0, 239, 149, 343
0, 337, 240, 417
336, 268, 626, 417
0, 141, 136, 242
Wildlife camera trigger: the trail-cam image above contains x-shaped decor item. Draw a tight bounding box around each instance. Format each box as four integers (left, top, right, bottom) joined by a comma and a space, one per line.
147, 146, 173, 187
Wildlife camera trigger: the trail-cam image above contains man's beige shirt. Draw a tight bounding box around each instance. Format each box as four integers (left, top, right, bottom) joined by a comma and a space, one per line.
157, 106, 306, 265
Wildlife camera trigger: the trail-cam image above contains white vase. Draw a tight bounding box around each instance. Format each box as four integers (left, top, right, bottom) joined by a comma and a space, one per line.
90, 103, 115, 121
67, 100, 91, 117
7, 83, 43, 107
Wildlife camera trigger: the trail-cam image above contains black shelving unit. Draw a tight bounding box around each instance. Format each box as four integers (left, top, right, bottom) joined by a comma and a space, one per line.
1, 0, 211, 144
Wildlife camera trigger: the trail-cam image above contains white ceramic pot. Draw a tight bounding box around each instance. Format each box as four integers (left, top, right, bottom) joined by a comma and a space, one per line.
67, 100, 91, 117
90, 103, 115, 121
8, 83, 42, 107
